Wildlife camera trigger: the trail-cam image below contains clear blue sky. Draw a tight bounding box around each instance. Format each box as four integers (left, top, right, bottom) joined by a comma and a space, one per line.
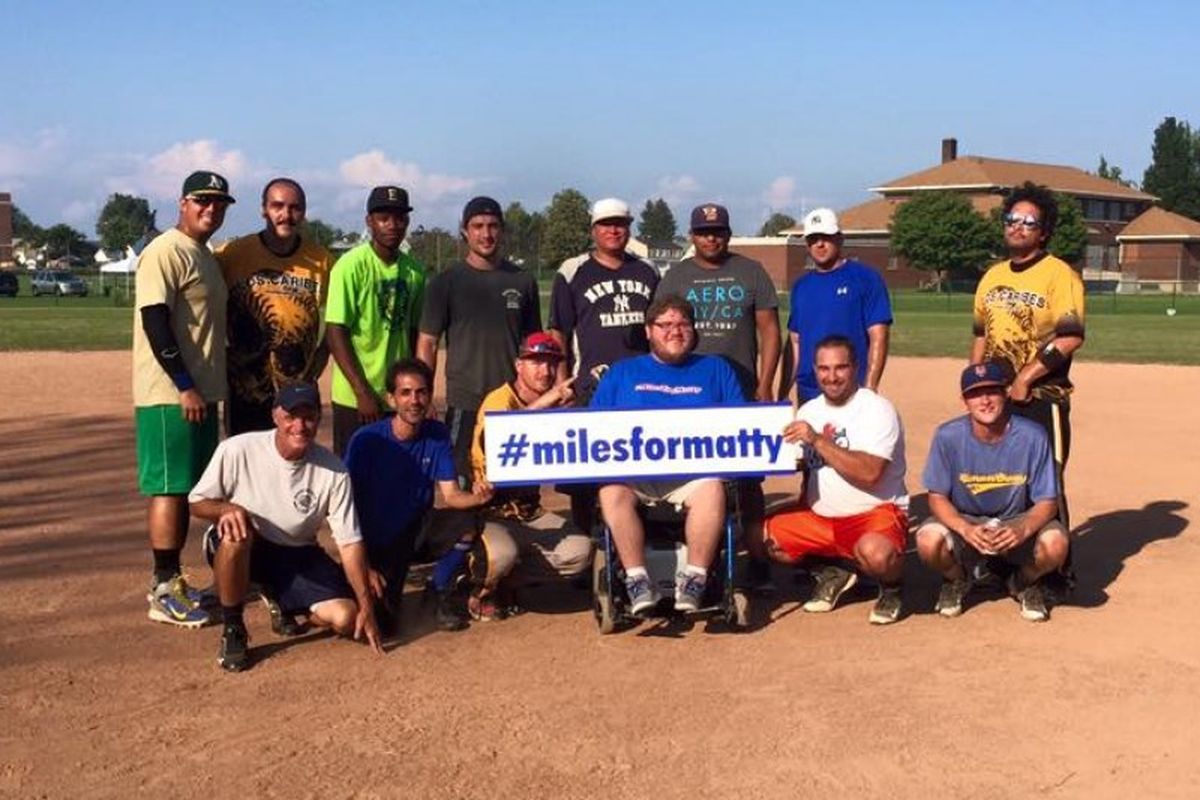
2, 1, 1197, 238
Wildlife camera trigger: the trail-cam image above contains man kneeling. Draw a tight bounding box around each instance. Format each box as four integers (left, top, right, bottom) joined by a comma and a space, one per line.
468, 333, 593, 620
592, 295, 745, 615
916, 361, 1068, 621
190, 383, 381, 672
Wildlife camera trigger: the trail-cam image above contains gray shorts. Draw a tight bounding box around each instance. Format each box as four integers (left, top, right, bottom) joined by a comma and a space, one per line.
916, 513, 1067, 572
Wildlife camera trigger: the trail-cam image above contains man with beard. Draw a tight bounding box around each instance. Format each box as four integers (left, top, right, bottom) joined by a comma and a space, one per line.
592, 295, 744, 616
217, 178, 332, 434
417, 197, 541, 485
466, 333, 592, 621
326, 186, 426, 456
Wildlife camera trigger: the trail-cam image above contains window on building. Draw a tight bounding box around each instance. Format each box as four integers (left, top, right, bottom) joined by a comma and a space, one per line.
1086, 244, 1105, 269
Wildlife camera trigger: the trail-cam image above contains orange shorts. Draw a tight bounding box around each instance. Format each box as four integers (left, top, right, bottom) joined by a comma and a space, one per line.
764, 503, 908, 561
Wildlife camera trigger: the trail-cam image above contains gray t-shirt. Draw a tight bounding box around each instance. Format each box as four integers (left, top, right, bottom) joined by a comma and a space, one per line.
657, 253, 777, 396
419, 260, 541, 410
189, 430, 362, 548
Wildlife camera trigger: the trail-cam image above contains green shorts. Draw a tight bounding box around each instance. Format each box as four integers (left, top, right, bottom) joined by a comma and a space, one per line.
135, 404, 219, 495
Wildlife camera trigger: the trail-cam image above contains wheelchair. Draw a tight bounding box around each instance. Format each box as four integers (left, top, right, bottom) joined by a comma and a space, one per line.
591, 482, 749, 633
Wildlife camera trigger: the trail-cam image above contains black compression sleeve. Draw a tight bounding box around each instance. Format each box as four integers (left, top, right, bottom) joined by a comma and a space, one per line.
140, 304, 196, 392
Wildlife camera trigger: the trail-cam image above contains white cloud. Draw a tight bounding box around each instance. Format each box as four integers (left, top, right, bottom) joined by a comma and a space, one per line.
654, 174, 702, 207
338, 150, 479, 199
104, 139, 252, 201
0, 128, 67, 186
762, 176, 797, 212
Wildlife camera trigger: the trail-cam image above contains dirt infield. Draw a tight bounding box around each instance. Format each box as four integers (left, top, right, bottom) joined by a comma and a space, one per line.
1, 352, 1197, 799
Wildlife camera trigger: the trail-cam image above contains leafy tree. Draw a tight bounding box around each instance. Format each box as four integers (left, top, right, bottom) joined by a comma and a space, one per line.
890, 191, 996, 289
408, 226, 459, 271
302, 218, 342, 249
539, 188, 591, 268
1142, 116, 1200, 218
503, 201, 544, 269
11, 205, 44, 244
42, 224, 89, 259
1096, 155, 1135, 189
758, 212, 797, 237
637, 198, 677, 246
96, 193, 155, 250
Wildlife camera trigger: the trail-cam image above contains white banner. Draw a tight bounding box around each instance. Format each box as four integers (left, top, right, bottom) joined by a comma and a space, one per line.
483, 403, 800, 486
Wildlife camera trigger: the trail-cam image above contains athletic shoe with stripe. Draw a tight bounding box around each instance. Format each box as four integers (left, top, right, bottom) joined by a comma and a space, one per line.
218, 623, 250, 672
936, 577, 972, 618
148, 575, 210, 628
803, 565, 858, 613
674, 572, 707, 613
869, 584, 904, 625
624, 574, 661, 617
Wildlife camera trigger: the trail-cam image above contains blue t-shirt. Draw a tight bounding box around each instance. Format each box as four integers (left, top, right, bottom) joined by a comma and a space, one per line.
922, 415, 1057, 520
590, 353, 745, 409
344, 418, 457, 546
788, 259, 892, 401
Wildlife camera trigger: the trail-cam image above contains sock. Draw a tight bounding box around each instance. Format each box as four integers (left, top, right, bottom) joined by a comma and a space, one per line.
152, 548, 182, 585
684, 564, 708, 580
431, 540, 472, 593
625, 566, 649, 583
222, 604, 245, 627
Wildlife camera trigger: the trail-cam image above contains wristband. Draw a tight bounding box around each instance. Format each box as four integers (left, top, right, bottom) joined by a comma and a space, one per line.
1037, 343, 1067, 372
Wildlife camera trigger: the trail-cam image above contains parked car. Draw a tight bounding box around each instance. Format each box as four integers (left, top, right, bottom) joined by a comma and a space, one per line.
31, 270, 89, 297
0, 271, 18, 297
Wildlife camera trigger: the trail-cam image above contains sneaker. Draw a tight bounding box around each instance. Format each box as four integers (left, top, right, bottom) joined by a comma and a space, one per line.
869, 584, 904, 625
468, 590, 503, 622
674, 572, 707, 613
260, 591, 302, 637
1017, 580, 1049, 623
746, 559, 777, 596
936, 577, 972, 618
436, 592, 469, 631
802, 566, 858, 613
624, 573, 661, 617
147, 575, 210, 628
217, 623, 250, 672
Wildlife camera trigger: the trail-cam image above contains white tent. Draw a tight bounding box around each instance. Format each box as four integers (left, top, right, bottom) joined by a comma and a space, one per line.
99, 251, 138, 296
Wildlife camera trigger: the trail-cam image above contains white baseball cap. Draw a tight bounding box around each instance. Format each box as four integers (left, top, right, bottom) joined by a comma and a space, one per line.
802, 207, 841, 237
591, 197, 633, 225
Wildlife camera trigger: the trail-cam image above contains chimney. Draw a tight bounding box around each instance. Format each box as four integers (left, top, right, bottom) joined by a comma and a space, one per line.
941, 138, 958, 163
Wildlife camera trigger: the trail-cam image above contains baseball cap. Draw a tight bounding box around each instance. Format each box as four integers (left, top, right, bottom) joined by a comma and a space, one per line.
960, 361, 1013, 395
367, 186, 413, 214
802, 207, 840, 237
461, 196, 504, 227
518, 332, 564, 360
690, 203, 731, 231
274, 382, 321, 411
591, 197, 633, 225
182, 171, 235, 204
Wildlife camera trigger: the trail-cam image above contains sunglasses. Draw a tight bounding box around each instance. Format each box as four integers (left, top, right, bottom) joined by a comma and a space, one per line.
521, 343, 561, 357
1003, 212, 1041, 230
188, 195, 228, 208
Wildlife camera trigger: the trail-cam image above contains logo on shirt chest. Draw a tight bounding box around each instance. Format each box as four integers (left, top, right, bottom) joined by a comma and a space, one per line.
293, 489, 316, 514
502, 288, 524, 310
836, 286, 849, 296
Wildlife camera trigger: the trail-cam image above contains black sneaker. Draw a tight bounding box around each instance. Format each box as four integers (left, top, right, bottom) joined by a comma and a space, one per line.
869, 584, 903, 625
436, 592, 469, 631
218, 623, 250, 672
260, 591, 302, 637
802, 566, 858, 613
936, 577, 972, 618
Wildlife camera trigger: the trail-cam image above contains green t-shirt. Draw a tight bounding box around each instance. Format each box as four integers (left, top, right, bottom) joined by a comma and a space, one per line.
325, 242, 426, 407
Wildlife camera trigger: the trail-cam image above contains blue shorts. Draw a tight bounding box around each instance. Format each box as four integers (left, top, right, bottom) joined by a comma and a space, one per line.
206, 527, 354, 614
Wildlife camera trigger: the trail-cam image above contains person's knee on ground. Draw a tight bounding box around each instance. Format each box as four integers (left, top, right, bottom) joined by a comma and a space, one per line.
475, 523, 519, 592
854, 532, 903, 582
309, 598, 358, 635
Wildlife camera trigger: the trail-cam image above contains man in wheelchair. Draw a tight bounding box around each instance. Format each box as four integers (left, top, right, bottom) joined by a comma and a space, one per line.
591, 294, 746, 615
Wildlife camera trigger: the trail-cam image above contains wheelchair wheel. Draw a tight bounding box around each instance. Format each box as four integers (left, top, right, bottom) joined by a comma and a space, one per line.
725, 589, 750, 630
592, 547, 617, 634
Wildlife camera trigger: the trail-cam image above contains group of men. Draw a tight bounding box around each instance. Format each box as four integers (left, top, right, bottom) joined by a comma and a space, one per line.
132, 169, 1083, 672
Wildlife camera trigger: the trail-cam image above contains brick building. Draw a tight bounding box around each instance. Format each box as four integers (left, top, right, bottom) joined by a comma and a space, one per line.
1115, 206, 1200, 289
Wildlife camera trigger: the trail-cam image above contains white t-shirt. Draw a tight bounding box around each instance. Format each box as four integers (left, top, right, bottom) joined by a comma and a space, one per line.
798, 387, 908, 517
189, 430, 362, 548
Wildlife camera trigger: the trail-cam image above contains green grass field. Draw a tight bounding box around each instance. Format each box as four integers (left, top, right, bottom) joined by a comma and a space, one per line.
2, 287, 1197, 364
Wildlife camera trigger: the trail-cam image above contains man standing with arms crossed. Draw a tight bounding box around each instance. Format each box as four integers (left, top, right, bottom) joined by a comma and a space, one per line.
787, 208, 892, 403
217, 178, 332, 434
972, 182, 1084, 530
325, 186, 426, 456
134, 170, 233, 627
417, 197, 541, 485
656, 202, 781, 590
